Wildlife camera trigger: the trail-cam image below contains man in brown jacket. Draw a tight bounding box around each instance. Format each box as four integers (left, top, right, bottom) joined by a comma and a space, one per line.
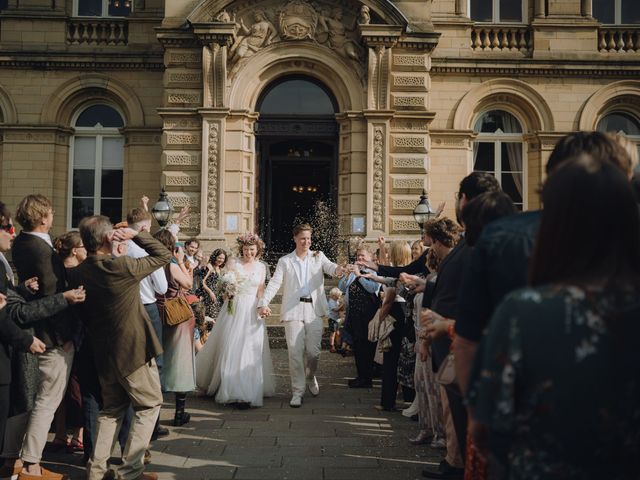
67, 215, 171, 480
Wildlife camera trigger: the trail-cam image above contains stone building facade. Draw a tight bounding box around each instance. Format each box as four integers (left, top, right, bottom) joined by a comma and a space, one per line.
0, 0, 638, 249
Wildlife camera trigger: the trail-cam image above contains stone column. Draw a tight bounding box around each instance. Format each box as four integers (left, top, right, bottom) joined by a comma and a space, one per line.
535, 0, 546, 18
581, 0, 593, 17
456, 0, 468, 17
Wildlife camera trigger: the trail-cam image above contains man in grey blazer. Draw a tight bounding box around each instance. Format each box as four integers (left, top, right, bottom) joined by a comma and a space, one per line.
258, 224, 344, 407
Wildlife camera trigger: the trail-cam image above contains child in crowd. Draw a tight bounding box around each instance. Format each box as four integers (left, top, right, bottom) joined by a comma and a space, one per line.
327, 288, 343, 353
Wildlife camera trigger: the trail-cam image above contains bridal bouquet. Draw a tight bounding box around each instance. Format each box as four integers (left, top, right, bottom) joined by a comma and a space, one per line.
219, 270, 248, 314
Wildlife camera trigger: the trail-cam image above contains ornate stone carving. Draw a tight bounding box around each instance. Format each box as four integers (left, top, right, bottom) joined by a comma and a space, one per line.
392, 95, 426, 109
392, 156, 426, 170
166, 192, 200, 208
393, 75, 426, 88
207, 123, 220, 229
167, 92, 201, 104
391, 120, 429, 131
358, 5, 371, 25
168, 72, 202, 84
163, 151, 201, 167
392, 177, 424, 191
224, 1, 365, 76
393, 54, 428, 70
163, 172, 199, 187
372, 126, 385, 231
391, 218, 420, 232
165, 132, 201, 145
392, 198, 420, 211
392, 136, 427, 152
163, 118, 201, 130
168, 52, 200, 64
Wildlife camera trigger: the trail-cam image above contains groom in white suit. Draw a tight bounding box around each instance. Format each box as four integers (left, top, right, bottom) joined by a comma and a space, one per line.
258, 224, 344, 407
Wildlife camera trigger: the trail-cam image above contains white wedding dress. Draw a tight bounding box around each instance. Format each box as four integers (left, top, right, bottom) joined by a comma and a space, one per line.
195, 259, 275, 406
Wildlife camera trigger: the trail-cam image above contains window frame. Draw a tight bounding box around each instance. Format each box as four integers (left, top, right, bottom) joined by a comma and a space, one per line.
67, 103, 126, 229
472, 109, 528, 209
597, 109, 640, 172
469, 0, 528, 24
73, 0, 132, 18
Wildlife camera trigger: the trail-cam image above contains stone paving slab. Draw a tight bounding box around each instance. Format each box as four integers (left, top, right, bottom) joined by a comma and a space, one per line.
40, 349, 441, 479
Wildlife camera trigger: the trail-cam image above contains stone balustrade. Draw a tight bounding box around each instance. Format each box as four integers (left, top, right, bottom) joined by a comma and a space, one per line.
471, 25, 532, 53
67, 19, 128, 45
598, 27, 640, 53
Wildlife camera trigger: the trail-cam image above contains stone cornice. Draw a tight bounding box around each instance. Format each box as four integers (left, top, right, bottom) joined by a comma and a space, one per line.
192, 22, 235, 47
0, 58, 164, 70
396, 32, 441, 51
431, 59, 640, 77
155, 27, 198, 48
359, 24, 404, 48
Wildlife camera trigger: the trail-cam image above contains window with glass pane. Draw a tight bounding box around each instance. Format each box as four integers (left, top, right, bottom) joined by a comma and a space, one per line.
474, 111, 525, 208
594, 0, 640, 24
622, 0, 640, 23
71, 105, 124, 227
597, 112, 640, 135
258, 78, 336, 115
77, 0, 131, 17
471, 0, 524, 22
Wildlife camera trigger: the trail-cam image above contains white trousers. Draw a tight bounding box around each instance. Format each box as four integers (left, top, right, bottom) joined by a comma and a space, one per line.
284, 314, 323, 397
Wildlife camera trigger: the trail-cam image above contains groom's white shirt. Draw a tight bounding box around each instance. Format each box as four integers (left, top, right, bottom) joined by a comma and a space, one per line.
259, 250, 338, 321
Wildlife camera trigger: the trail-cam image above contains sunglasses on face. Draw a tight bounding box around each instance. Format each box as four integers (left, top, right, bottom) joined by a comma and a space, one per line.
0, 223, 15, 235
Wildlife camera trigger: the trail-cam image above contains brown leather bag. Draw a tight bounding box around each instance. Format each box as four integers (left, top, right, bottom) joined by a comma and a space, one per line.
163, 293, 194, 326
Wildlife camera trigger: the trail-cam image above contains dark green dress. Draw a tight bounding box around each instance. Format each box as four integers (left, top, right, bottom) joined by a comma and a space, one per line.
469, 284, 640, 480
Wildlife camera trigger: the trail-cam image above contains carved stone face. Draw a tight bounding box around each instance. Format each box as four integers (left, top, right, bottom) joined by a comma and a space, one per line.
286, 23, 310, 39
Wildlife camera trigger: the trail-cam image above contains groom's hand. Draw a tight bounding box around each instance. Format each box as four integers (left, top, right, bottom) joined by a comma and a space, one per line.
356, 259, 378, 271
258, 306, 271, 318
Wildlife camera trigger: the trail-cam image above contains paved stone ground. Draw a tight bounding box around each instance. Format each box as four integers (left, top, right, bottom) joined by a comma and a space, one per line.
42, 350, 442, 479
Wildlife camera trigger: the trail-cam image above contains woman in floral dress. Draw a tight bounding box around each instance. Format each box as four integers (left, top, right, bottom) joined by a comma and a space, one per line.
199, 249, 227, 320
469, 156, 640, 479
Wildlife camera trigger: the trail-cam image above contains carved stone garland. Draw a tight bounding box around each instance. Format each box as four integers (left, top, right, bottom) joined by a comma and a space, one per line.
372, 126, 384, 230
207, 123, 220, 229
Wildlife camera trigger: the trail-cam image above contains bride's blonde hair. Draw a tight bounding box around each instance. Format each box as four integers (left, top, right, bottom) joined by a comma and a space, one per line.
236, 232, 265, 258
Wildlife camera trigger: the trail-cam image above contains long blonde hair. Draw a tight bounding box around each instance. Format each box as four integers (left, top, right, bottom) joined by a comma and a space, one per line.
389, 240, 411, 267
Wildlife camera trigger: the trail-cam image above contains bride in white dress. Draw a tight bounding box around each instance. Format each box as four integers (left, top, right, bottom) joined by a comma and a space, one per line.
195, 234, 275, 407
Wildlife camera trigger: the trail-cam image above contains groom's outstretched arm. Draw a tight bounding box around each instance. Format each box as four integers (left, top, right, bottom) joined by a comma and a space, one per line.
258, 257, 285, 308
320, 252, 343, 277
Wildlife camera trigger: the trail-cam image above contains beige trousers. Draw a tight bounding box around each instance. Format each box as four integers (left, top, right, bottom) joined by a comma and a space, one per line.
21, 346, 74, 464
441, 386, 464, 468
87, 358, 162, 480
284, 312, 323, 397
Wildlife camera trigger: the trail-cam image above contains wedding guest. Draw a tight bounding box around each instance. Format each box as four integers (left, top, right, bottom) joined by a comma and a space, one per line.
184, 239, 200, 268
470, 155, 640, 479
12, 194, 79, 480
339, 245, 380, 388
67, 216, 170, 480
326, 288, 343, 353
126, 206, 169, 440
153, 229, 196, 426
199, 249, 227, 321
51, 232, 88, 454
0, 207, 84, 479
411, 239, 426, 261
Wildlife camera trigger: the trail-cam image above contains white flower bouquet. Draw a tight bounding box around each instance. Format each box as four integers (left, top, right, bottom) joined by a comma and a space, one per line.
219, 270, 248, 314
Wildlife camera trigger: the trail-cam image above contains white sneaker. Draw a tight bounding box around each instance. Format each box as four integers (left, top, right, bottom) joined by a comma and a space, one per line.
402, 398, 419, 418
431, 435, 446, 449
307, 376, 319, 396
289, 395, 303, 408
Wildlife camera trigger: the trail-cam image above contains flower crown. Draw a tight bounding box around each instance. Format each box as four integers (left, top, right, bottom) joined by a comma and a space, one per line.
236, 232, 261, 244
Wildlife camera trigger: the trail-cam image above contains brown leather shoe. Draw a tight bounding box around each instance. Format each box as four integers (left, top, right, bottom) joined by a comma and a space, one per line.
18, 467, 69, 480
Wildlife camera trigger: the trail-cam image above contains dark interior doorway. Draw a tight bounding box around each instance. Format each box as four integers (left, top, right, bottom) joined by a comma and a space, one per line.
256, 76, 339, 257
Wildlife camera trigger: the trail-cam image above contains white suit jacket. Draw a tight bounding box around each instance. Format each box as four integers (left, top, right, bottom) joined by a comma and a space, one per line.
258, 251, 338, 321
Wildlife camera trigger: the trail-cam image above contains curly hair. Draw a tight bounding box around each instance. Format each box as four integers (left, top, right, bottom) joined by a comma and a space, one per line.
423, 217, 461, 248
425, 247, 440, 273
208, 248, 228, 268
236, 232, 265, 258
153, 228, 176, 252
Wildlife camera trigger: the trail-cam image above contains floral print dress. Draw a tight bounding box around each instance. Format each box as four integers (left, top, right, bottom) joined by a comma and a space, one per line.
468, 284, 640, 480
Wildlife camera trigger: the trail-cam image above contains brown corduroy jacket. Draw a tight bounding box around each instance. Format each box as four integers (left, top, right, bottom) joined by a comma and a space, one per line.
67, 232, 171, 378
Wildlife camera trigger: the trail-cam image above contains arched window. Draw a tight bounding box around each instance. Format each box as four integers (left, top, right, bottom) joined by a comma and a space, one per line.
75, 0, 131, 17
597, 111, 640, 171
473, 110, 525, 208
257, 77, 337, 116
593, 0, 640, 24
470, 0, 526, 23
69, 104, 124, 227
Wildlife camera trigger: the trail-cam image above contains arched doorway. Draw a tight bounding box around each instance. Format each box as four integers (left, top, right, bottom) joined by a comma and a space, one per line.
256, 76, 339, 256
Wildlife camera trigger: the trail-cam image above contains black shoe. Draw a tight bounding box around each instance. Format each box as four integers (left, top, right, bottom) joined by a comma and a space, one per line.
173, 411, 191, 426
348, 378, 373, 388
422, 460, 464, 479
236, 402, 251, 410
151, 424, 169, 441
